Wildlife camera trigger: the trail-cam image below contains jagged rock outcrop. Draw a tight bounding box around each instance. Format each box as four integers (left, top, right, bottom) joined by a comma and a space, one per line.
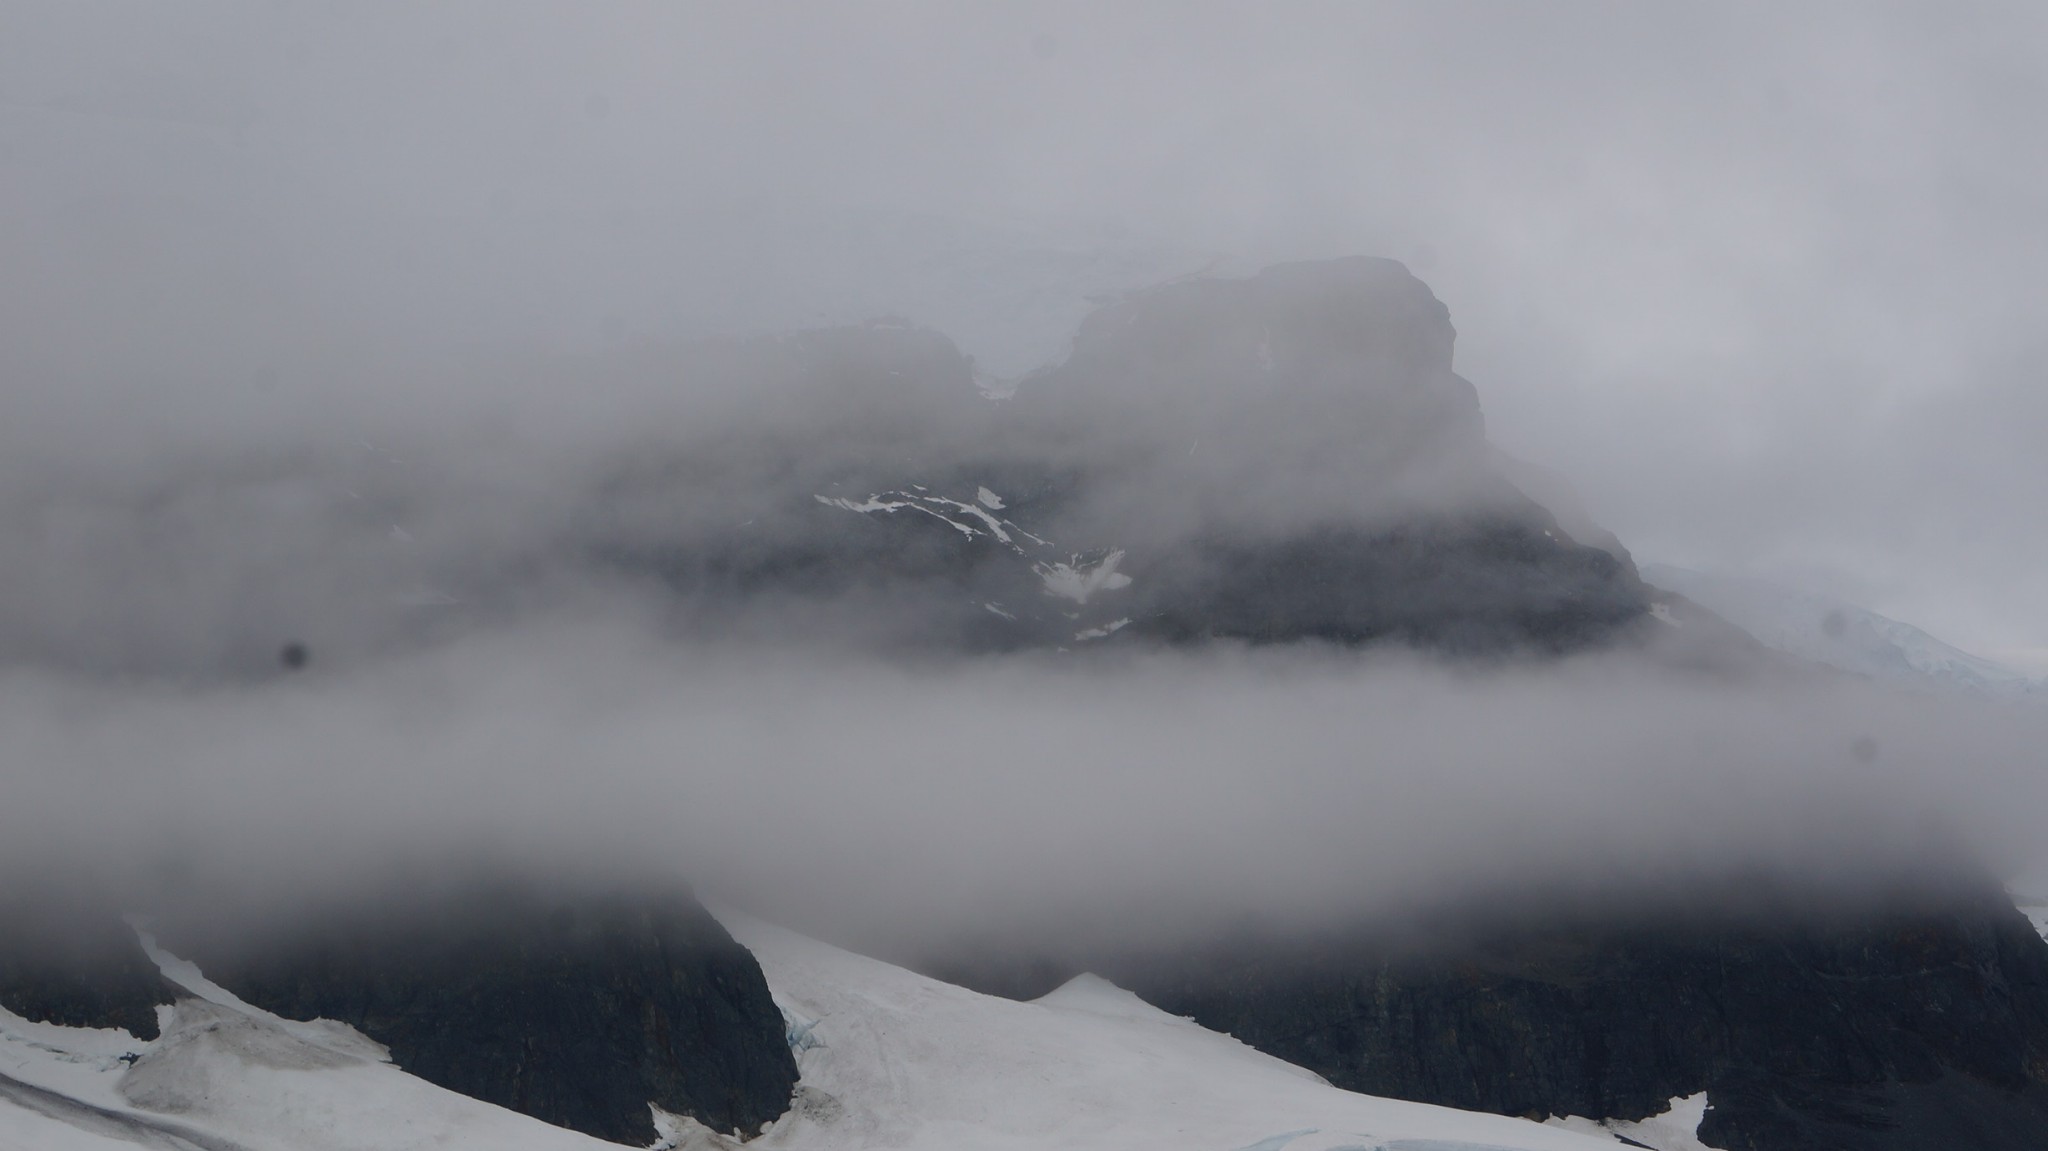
156, 882, 797, 1146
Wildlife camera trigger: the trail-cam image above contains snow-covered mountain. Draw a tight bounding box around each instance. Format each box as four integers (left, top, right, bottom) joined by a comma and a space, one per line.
0, 909, 1714, 1151
722, 912, 1713, 1151
1640, 563, 2044, 699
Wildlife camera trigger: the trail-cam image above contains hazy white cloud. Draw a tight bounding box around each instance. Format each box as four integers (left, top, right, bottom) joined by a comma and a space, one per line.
3, 3, 2047, 946
3, 613, 2042, 950
5, 3, 2043, 650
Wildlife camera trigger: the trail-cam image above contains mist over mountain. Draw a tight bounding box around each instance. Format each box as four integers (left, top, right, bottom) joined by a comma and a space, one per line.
8, 7, 2048, 1147
7, 252, 2048, 1149
1641, 563, 2047, 700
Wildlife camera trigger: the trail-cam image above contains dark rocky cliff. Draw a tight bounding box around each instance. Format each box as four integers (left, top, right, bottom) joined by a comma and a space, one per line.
1168, 887, 2048, 1151
0, 890, 174, 1039
156, 882, 798, 1146
930, 874, 2048, 1151
0, 881, 796, 1146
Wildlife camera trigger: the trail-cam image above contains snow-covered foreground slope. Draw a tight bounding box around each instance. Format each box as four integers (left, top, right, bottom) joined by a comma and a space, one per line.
0, 943, 617, 1151
723, 914, 1702, 1151
3, 912, 1711, 1151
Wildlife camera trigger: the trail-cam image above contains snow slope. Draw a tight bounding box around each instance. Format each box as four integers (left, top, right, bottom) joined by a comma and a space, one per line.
1546, 1095, 1714, 1151
722, 914, 1703, 1151
1640, 563, 2043, 699
0, 940, 617, 1151
4, 913, 1716, 1151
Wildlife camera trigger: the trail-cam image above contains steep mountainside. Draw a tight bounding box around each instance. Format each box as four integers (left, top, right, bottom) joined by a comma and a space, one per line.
0, 884, 797, 1146
601, 257, 1650, 656
1117, 882, 2048, 1151
0, 891, 175, 1041
154, 883, 798, 1146
927, 873, 2048, 1151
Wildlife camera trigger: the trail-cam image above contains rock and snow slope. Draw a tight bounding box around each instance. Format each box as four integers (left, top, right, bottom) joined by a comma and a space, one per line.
1640, 564, 2043, 699
0, 979, 616, 1151
2, 913, 1711, 1151
720, 914, 1691, 1151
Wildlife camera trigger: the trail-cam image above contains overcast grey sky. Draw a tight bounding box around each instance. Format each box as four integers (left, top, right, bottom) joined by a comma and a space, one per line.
4, 1, 2045, 659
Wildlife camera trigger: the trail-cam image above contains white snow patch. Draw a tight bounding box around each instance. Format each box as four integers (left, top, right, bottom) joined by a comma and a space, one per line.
652, 1105, 752, 1150
718, 910, 1636, 1151
817, 490, 1051, 550
1035, 973, 1188, 1026
817, 493, 983, 540
982, 603, 1017, 621
1649, 603, 1681, 628
976, 487, 1006, 510
1545, 1092, 1712, 1151
119, 998, 618, 1151
1, 998, 618, 1151
0, 1004, 141, 1110
0, 919, 624, 1151
921, 496, 1015, 543
816, 494, 913, 515
2011, 885, 2048, 944
1036, 550, 1133, 604
1074, 618, 1131, 641
134, 923, 390, 1064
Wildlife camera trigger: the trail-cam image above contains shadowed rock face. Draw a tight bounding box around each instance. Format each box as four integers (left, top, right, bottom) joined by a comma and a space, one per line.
1119, 513, 1645, 653
157, 883, 797, 1146
0, 891, 174, 1039
936, 876, 2048, 1151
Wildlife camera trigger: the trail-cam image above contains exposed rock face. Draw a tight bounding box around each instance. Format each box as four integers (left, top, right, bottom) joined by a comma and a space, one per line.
938, 876, 2048, 1151
602, 257, 1650, 657
159, 883, 797, 1146
1120, 514, 1644, 653
0, 891, 174, 1039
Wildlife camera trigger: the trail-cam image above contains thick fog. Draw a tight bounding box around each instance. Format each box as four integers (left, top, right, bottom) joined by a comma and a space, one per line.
5, 616, 2047, 950
4, 4, 2048, 945
8, 3, 2048, 655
